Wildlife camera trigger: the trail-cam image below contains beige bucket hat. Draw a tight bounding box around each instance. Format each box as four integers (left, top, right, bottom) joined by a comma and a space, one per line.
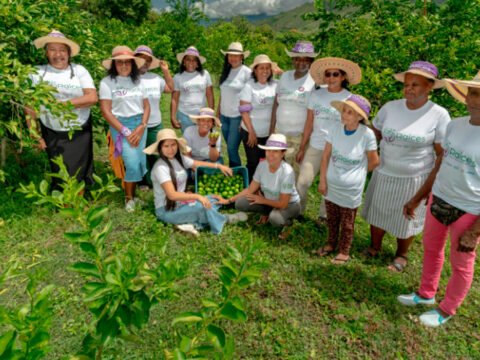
444, 71, 480, 104
221, 42, 250, 58
102, 46, 145, 70
144, 129, 190, 155
134, 45, 161, 70
33, 30, 80, 57
310, 57, 362, 85
258, 133, 294, 155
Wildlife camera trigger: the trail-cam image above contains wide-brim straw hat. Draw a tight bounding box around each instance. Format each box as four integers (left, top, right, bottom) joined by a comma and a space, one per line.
331, 94, 371, 124
394, 61, 444, 89
249, 54, 282, 74
144, 129, 190, 155
188, 107, 222, 128
33, 30, 80, 57
444, 71, 480, 104
134, 45, 161, 70
102, 46, 145, 70
176, 46, 206, 64
285, 40, 318, 58
221, 42, 250, 58
310, 57, 362, 85
258, 133, 294, 155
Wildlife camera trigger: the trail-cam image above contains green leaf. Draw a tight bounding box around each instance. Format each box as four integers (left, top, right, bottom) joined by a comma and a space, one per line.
69, 262, 101, 279
207, 324, 226, 349
178, 335, 192, 353
87, 206, 108, 228
39, 180, 49, 195
227, 246, 242, 262
171, 311, 204, 325
27, 330, 50, 350
78, 242, 98, 258
33, 284, 55, 308
0, 330, 16, 356
219, 301, 246, 322
64, 231, 90, 243
201, 299, 219, 309
172, 348, 187, 360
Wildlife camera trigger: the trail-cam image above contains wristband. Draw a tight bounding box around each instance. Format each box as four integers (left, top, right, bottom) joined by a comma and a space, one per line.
239, 104, 253, 113
121, 126, 132, 137
210, 144, 216, 148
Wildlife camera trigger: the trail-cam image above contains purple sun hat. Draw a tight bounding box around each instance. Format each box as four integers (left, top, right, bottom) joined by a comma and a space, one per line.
331, 94, 372, 124
394, 60, 444, 89
134, 45, 161, 70
176, 46, 206, 64
285, 40, 318, 58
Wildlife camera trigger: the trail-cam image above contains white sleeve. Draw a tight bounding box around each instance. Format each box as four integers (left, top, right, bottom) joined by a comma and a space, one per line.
29, 66, 42, 86
173, 74, 181, 91
157, 163, 173, 185
239, 83, 253, 103
252, 161, 263, 183
280, 167, 295, 194
99, 79, 112, 100
434, 108, 452, 144
372, 104, 387, 131
441, 121, 454, 149
205, 71, 212, 87
159, 77, 166, 94
181, 154, 195, 169
76, 65, 95, 89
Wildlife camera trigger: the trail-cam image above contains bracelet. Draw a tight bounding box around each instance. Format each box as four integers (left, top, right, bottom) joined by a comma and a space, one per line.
215, 163, 218, 169
141, 123, 147, 128
120, 126, 132, 137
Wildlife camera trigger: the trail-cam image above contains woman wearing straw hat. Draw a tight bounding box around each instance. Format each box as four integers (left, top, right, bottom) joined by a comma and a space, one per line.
269, 41, 316, 172
361, 61, 451, 271
26, 30, 97, 189
99, 45, 150, 212
216, 133, 301, 236
397, 72, 480, 327
218, 42, 252, 168
239, 54, 278, 181
316, 95, 379, 264
145, 129, 247, 236
296, 57, 360, 223
171, 46, 214, 132
134, 45, 174, 187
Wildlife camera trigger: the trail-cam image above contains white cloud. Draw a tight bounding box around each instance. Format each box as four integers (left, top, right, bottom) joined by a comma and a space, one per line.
204, 0, 312, 19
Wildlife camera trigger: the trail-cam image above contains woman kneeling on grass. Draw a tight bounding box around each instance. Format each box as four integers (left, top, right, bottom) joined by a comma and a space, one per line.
317, 95, 379, 264
145, 129, 247, 236
397, 73, 480, 327
216, 134, 301, 239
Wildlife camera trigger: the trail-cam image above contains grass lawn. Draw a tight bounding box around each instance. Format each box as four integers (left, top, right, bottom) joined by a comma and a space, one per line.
1, 95, 479, 359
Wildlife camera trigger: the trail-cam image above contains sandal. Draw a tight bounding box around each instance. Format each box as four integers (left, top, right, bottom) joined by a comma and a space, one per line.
362, 247, 379, 258
256, 215, 269, 225
316, 245, 334, 257
331, 255, 350, 265
388, 255, 408, 272
278, 227, 291, 240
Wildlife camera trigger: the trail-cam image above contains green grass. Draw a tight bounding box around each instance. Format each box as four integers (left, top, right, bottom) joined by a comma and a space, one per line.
1, 95, 480, 359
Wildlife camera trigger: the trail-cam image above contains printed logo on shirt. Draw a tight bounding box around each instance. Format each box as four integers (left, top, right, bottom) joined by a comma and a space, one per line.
258, 94, 275, 105
112, 86, 142, 97
443, 140, 476, 168
143, 86, 161, 96
183, 83, 205, 94
331, 149, 361, 165
383, 128, 426, 144
313, 105, 338, 118
46, 81, 81, 90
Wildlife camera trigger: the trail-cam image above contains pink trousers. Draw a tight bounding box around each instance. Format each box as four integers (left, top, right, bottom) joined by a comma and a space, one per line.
418, 199, 479, 316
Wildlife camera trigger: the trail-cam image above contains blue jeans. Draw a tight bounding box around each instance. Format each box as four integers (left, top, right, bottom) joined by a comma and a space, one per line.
220, 114, 242, 167
155, 195, 227, 234
177, 111, 195, 133
110, 114, 147, 182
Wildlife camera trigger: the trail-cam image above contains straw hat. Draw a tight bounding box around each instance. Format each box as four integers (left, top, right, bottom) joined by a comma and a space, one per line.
188, 107, 222, 128
285, 40, 318, 58
258, 134, 294, 154
176, 46, 206, 64
444, 71, 480, 104
394, 61, 444, 89
331, 94, 371, 124
102, 46, 145, 70
33, 30, 80, 57
221, 42, 250, 58
310, 57, 362, 85
134, 45, 161, 70
143, 129, 190, 155
249, 54, 282, 74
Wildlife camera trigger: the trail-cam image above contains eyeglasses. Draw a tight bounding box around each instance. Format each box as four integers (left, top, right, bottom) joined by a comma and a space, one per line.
325, 71, 341, 78
116, 60, 132, 65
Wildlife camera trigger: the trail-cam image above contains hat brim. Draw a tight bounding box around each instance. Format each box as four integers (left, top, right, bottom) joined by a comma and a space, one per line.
33, 36, 80, 57
188, 114, 222, 128
444, 78, 480, 104
309, 57, 362, 85
102, 56, 145, 70
135, 51, 161, 70
250, 61, 281, 73
394, 70, 444, 89
220, 50, 250, 58
257, 144, 294, 155
176, 52, 206, 64
143, 137, 189, 155
331, 100, 370, 125
285, 49, 318, 58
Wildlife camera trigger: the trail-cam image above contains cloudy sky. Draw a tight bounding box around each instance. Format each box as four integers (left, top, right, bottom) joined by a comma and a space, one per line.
152, 0, 313, 18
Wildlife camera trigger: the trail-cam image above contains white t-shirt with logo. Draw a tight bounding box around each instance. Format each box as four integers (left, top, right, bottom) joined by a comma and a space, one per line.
253, 160, 300, 204
220, 65, 252, 118
373, 99, 451, 177
183, 125, 222, 161
275, 70, 315, 135
432, 117, 480, 215
173, 70, 212, 115
99, 76, 147, 118
308, 88, 351, 151
151, 155, 195, 209
239, 79, 277, 137
325, 123, 378, 209
30, 64, 95, 131
140, 72, 166, 127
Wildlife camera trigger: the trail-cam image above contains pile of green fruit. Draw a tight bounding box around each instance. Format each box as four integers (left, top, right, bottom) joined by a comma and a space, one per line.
208, 131, 220, 140
197, 173, 245, 198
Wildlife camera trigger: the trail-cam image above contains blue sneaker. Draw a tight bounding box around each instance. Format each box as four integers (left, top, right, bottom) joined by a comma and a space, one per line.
397, 292, 435, 306
419, 309, 451, 327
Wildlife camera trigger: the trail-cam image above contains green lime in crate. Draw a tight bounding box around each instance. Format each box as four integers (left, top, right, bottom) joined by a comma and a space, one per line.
195, 166, 249, 197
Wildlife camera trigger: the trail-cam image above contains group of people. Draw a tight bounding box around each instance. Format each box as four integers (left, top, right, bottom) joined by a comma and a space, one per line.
26, 30, 479, 328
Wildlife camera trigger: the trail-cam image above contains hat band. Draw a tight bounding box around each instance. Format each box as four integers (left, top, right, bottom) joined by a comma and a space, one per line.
347, 95, 370, 117
291, 42, 315, 53
112, 50, 134, 57
408, 61, 438, 78
265, 140, 287, 148
227, 49, 243, 53
185, 49, 200, 57
48, 32, 67, 39
199, 109, 215, 117
136, 47, 153, 56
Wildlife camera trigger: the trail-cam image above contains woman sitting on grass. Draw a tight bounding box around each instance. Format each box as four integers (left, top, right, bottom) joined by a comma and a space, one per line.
216, 133, 301, 239
317, 95, 379, 264
145, 129, 247, 236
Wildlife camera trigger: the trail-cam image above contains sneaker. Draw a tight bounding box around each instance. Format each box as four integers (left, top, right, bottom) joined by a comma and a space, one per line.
397, 292, 436, 306
125, 199, 136, 213
419, 309, 451, 327
225, 212, 248, 224
176, 224, 199, 237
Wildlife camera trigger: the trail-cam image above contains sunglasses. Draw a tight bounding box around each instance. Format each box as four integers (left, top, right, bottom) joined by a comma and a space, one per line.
325, 71, 341, 78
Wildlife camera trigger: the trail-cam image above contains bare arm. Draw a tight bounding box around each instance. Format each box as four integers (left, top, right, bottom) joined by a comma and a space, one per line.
160, 61, 174, 93
367, 149, 380, 172
206, 86, 214, 109
240, 100, 258, 147
161, 181, 211, 208
372, 126, 382, 142
170, 91, 181, 129
100, 99, 124, 132
214, 180, 261, 205
191, 160, 232, 177
318, 142, 332, 195
269, 95, 278, 135
247, 192, 291, 210
68, 88, 97, 109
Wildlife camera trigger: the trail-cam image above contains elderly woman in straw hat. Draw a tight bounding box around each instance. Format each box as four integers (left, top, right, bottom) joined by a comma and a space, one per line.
145, 129, 247, 236
218, 42, 252, 168
296, 57, 361, 223
239, 54, 278, 180
134, 45, 174, 186
397, 72, 480, 327
269, 41, 316, 171
171, 46, 214, 132
361, 61, 451, 271
316, 94, 379, 264
99, 45, 150, 212
26, 30, 97, 189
